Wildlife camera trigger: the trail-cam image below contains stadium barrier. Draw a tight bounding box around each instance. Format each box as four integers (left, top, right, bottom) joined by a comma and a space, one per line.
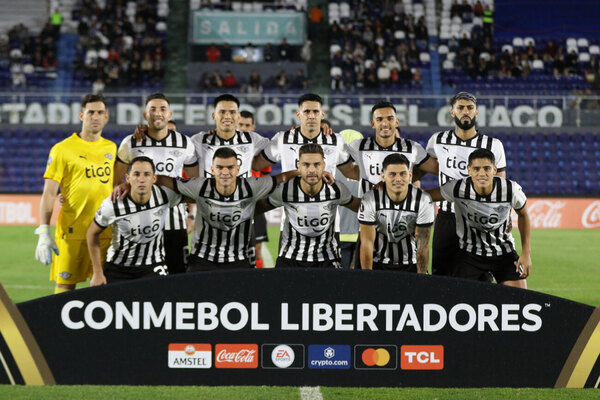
1, 194, 598, 229
0, 270, 598, 387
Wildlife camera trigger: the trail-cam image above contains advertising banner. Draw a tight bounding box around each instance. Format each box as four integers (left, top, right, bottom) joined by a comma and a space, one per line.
190, 11, 305, 45
0, 270, 599, 387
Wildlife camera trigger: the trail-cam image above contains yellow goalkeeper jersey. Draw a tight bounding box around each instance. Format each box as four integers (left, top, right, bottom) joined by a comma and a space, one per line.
44, 133, 117, 240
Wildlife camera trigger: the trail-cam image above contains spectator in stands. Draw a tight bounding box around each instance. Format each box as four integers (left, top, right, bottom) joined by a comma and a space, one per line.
331, 73, 343, 91
342, 70, 356, 92
566, 49, 579, 74
279, 38, 291, 61
308, 5, 323, 40
275, 70, 289, 91
301, 40, 312, 62
264, 42, 275, 61
248, 70, 261, 88
199, 72, 212, 89
473, 1, 484, 16
543, 40, 558, 62
292, 68, 308, 90
50, 8, 62, 40
244, 43, 256, 62
206, 44, 220, 62
221, 43, 232, 62
92, 77, 105, 94
223, 70, 237, 88
211, 70, 223, 87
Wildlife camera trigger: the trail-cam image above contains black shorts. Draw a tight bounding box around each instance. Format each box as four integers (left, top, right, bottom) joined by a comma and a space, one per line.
275, 258, 341, 269
187, 254, 252, 272
432, 210, 459, 276
373, 262, 417, 272
103, 261, 168, 283
253, 213, 268, 243
453, 250, 524, 283
164, 229, 188, 274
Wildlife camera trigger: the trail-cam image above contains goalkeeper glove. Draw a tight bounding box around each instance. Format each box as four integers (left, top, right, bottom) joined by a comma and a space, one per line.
35, 224, 59, 265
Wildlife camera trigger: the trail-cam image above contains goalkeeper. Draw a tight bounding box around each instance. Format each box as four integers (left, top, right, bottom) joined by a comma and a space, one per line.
35, 94, 117, 294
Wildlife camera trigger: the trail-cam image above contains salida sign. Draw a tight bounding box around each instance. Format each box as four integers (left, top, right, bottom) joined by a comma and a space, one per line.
2, 270, 599, 388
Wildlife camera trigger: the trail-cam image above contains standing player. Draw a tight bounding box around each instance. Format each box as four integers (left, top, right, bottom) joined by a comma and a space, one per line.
428, 149, 531, 287
34, 94, 116, 293
192, 95, 269, 178
238, 110, 272, 268
349, 101, 438, 196
113, 93, 198, 274
427, 92, 507, 276
87, 157, 182, 285
358, 154, 434, 273
252, 93, 357, 178
153, 148, 298, 271
265, 144, 361, 268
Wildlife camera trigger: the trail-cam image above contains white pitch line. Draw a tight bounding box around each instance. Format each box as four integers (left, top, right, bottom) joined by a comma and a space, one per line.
300, 386, 323, 400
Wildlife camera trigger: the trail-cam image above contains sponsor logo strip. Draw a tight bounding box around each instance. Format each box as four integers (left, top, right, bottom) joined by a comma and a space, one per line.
168, 343, 211, 369
308, 345, 351, 370
215, 344, 258, 369
262, 344, 305, 369
401, 345, 444, 370
354, 345, 398, 370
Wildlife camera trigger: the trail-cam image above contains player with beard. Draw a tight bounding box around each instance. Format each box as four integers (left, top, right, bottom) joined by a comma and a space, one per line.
426, 92, 507, 277
358, 154, 434, 272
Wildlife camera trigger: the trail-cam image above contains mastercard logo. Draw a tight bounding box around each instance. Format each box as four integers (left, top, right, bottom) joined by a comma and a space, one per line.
361, 348, 391, 367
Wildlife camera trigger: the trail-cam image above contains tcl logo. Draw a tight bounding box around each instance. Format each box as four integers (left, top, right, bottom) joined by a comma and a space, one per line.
215, 344, 258, 369
400, 345, 444, 370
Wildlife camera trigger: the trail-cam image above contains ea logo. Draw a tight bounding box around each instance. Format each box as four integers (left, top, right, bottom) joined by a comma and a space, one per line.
361, 348, 390, 367
271, 345, 295, 369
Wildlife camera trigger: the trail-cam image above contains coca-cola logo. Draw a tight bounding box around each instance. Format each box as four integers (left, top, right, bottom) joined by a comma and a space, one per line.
582, 201, 600, 228
527, 200, 566, 228
215, 344, 258, 369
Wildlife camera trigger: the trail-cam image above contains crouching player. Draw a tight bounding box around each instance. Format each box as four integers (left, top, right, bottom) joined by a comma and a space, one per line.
87, 156, 182, 285
428, 149, 532, 287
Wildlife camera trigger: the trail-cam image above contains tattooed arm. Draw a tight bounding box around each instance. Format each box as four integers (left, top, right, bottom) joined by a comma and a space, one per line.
415, 225, 432, 274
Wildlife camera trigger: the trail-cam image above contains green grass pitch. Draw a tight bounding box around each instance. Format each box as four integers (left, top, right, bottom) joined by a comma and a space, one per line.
0, 226, 598, 398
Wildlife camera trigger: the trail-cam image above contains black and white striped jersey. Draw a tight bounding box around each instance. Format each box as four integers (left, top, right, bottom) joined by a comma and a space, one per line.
94, 185, 181, 267
268, 177, 353, 262
358, 184, 434, 266
348, 136, 429, 196
426, 130, 506, 213
175, 176, 276, 263
261, 128, 351, 173
440, 176, 527, 257
117, 130, 198, 230
190, 130, 269, 178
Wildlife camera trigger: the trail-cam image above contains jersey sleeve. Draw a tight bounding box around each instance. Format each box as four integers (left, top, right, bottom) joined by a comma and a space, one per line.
248, 176, 277, 199
262, 131, 282, 164
511, 181, 527, 211
93, 197, 116, 228
417, 191, 435, 226
357, 191, 376, 225
336, 181, 353, 205
426, 133, 438, 159
413, 140, 430, 166
336, 134, 352, 166
347, 140, 360, 162
116, 135, 134, 164
175, 177, 207, 200
183, 133, 199, 167
43, 143, 66, 183
440, 181, 456, 202
492, 138, 507, 170
251, 132, 270, 155
161, 185, 183, 207
268, 184, 284, 208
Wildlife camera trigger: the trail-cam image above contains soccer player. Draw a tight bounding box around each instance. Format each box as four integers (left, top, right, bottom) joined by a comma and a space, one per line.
252, 93, 356, 178
87, 157, 182, 285
113, 93, 198, 274
238, 110, 272, 268
348, 101, 438, 196
264, 144, 361, 268
427, 91, 507, 276
428, 149, 531, 287
153, 148, 298, 271
358, 154, 434, 273
192, 94, 269, 177
35, 93, 116, 293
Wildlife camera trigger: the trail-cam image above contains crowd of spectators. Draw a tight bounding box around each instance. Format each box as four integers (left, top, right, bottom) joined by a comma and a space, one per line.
71, 0, 168, 90
0, 20, 61, 88
328, 0, 429, 93
199, 37, 309, 63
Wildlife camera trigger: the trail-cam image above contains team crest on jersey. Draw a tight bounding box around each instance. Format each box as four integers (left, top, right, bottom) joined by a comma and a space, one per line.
238, 145, 249, 153
47, 156, 53, 166
493, 205, 511, 214
170, 150, 183, 157
105, 153, 114, 160
59, 272, 72, 279
154, 209, 165, 216
323, 147, 335, 155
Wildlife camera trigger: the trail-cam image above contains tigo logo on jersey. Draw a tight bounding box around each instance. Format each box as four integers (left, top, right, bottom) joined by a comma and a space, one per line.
168, 343, 211, 369
308, 345, 350, 369
400, 345, 444, 370
261, 344, 305, 369
215, 344, 258, 369
354, 345, 398, 370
